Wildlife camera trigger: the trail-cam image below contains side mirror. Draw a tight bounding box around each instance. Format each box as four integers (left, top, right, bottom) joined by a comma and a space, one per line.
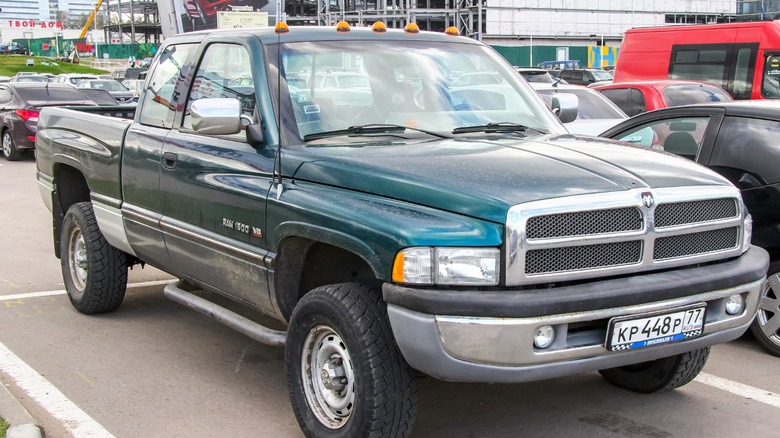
191, 98, 242, 135
246, 123, 265, 147
551, 93, 578, 123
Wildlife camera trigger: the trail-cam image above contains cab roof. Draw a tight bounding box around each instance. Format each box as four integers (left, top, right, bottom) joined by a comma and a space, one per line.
164, 25, 481, 46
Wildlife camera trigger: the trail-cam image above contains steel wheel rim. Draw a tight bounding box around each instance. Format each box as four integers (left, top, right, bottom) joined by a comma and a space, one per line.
757, 273, 780, 348
2, 132, 11, 157
67, 226, 88, 297
301, 324, 355, 429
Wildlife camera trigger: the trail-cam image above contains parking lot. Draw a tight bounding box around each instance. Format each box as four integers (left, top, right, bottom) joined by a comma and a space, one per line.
1, 156, 779, 437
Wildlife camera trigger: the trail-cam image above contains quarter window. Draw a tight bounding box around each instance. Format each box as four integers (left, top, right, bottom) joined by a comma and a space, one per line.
711, 116, 780, 185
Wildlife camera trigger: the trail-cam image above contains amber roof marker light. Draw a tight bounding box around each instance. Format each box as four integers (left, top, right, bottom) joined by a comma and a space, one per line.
404, 23, 420, 34
372, 22, 387, 33
336, 21, 351, 32
274, 21, 289, 34
444, 26, 460, 36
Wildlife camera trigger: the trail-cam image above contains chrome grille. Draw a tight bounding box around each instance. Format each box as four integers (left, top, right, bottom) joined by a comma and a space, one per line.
526, 241, 642, 274
526, 207, 642, 239
506, 186, 745, 286
654, 227, 739, 260
655, 198, 737, 228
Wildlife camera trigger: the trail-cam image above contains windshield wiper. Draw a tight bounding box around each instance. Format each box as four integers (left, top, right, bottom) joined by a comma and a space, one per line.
303, 124, 450, 141
452, 122, 547, 135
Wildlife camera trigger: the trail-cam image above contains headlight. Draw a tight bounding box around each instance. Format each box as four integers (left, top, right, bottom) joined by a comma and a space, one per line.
742, 214, 752, 253
392, 247, 500, 286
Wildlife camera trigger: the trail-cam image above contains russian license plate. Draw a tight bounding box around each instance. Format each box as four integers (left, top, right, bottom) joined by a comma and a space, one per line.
607, 304, 706, 351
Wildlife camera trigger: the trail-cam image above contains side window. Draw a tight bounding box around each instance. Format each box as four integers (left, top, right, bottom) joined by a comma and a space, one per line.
614, 116, 712, 160
762, 54, 780, 98
183, 43, 255, 138
669, 43, 756, 98
600, 88, 630, 114
710, 116, 780, 186
732, 47, 755, 100
628, 88, 647, 116
670, 45, 729, 89
139, 43, 197, 128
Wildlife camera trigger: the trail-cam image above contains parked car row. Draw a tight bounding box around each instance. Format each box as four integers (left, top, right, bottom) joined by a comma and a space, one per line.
0, 83, 97, 160
0, 66, 147, 161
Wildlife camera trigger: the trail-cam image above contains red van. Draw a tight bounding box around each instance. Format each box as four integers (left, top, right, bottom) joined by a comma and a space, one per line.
613, 21, 780, 100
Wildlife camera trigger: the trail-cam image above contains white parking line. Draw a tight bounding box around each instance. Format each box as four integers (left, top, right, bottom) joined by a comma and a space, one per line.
695, 372, 780, 408
0, 279, 172, 302
0, 341, 115, 437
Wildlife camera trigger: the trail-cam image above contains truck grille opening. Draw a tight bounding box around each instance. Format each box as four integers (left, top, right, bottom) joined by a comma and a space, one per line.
653, 227, 739, 260
525, 241, 642, 274
655, 198, 737, 228
526, 207, 642, 239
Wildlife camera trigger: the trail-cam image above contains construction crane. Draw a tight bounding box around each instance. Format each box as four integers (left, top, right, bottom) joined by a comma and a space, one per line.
79, 0, 104, 39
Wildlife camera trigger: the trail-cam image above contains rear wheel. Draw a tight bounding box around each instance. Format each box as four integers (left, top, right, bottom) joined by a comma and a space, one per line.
750, 271, 780, 356
598, 347, 710, 393
2, 129, 21, 161
60, 202, 128, 314
285, 283, 417, 437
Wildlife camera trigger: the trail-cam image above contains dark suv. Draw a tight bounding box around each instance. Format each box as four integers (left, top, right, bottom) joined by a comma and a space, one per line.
557, 68, 613, 86
601, 101, 780, 357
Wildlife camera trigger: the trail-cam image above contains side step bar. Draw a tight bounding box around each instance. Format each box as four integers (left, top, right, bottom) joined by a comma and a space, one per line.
164, 282, 287, 347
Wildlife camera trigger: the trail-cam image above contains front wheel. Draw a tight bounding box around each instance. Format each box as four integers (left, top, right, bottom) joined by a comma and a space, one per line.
60, 202, 128, 314
749, 271, 780, 356
598, 347, 710, 393
285, 283, 418, 438
2, 129, 21, 161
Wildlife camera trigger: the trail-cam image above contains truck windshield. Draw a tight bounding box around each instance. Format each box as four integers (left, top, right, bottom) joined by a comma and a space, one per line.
274, 40, 566, 142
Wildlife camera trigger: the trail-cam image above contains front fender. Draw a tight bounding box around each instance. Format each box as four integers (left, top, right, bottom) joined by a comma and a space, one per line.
267, 180, 504, 281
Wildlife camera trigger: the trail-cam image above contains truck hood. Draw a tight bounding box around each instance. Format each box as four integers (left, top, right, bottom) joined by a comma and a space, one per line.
281, 134, 731, 224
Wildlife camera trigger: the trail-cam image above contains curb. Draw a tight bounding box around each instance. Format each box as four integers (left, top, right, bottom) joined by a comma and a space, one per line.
0, 383, 42, 438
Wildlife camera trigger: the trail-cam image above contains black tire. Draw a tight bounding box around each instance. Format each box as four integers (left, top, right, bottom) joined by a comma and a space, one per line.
598, 347, 710, 393
749, 269, 780, 357
2, 129, 21, 161
60, 202, 128, 314
285, 283, 418, 438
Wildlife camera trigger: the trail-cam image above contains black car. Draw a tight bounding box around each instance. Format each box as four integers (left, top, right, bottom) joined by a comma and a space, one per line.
77, 79, 135, 104
0, 83, 96, 161
601, 101, 780, 356
556, 68, 613, 86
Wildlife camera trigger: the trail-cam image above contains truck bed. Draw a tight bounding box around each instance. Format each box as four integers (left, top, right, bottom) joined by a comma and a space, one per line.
36, 106, 133, 203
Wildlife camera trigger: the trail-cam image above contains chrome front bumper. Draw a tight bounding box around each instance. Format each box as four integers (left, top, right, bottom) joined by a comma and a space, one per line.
385, 249, 768, 383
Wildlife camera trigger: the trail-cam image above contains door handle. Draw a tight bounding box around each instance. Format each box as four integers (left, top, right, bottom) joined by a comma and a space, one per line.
162, 152, 177, 170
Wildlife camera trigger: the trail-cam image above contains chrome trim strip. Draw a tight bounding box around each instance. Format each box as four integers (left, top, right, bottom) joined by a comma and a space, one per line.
506, 185, 745, 286
91, 196, 137, 256
122, 203, 161, 229
159, 217, 271, 268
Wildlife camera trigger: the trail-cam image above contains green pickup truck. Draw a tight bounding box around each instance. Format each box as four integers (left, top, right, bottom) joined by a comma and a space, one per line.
36, 25, 768, 437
